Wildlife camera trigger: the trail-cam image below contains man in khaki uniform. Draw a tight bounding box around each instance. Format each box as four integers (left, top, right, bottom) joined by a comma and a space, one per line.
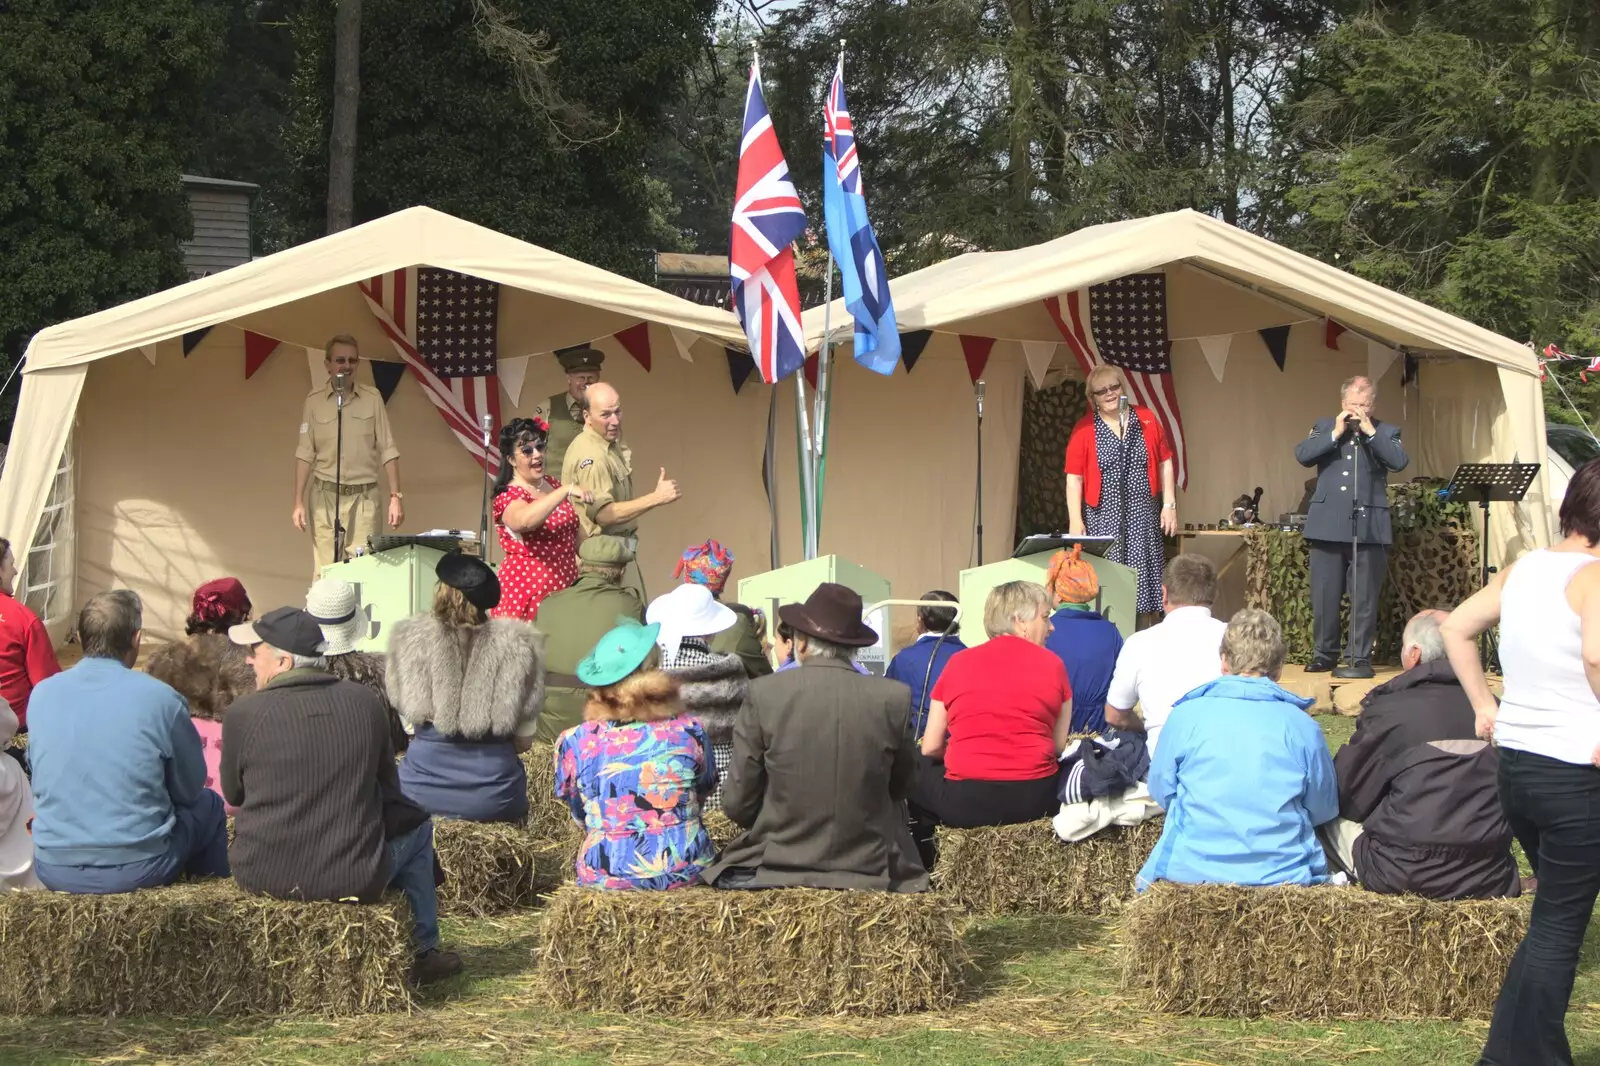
544, 345, 603, 480
291, 335, 404, 574
532, 537, 644, 739
561, 382, 680, 598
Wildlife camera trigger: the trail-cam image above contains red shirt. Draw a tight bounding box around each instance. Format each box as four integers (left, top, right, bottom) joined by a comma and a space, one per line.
491, 482, 581, 621
1063, 407, 1172, 509
0, 591, 61, 730
931, 635, 1070, 782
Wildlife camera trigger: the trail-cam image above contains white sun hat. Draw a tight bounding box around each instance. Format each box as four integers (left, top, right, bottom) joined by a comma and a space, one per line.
304, 579, 371, 656
646, 582, 736, 664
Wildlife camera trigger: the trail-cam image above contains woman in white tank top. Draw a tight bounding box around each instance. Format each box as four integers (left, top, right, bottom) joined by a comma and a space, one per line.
1441, 458, 1600, 1066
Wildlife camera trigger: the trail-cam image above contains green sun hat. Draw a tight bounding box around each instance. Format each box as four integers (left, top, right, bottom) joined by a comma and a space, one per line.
576, 621, 661, 688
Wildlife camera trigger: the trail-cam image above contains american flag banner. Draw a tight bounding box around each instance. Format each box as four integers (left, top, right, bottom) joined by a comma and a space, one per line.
730, 58, 808, 383
360, 267, 503, 475
1046, 273, 1188, 488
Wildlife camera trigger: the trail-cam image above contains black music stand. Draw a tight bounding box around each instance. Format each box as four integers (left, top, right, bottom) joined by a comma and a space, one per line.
1014, 534, 1117, 559
1442, 463, 1541, 588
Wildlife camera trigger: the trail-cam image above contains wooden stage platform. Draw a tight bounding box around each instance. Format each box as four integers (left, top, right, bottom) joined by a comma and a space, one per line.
1281, 663, 1502, 715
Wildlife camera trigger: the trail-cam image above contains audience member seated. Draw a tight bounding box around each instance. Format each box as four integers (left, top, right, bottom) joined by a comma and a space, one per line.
1042, 546, 1124, 734
0, 699, 38, 889
144, 578, 257, 809
774, 617, 870, 675
1136, 609, 1337, 891
30, 591, 229, 894
223, 607, 461, 984
647, 583, 748, 804
909, 581, 1072, 866
388, 555, 545, 824
534, 538, 644, 740
1321, 610, 1520, 900
1106, 553, 1227, 755
307, 578, 408, 754
555, 621, 715, 890
677, 540, 772, 679
884, 591, 965, 739
0, 536, 61, 733
705, 583, 927, 892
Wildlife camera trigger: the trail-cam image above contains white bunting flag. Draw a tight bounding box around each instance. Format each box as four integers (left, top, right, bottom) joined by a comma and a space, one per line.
307, 346, 329, 391
1197, 335, 1232, 383
498, 355, 531, 408
138, 344, 158, 367
1367, 337, 1399, 386
669, 327, 697, 363
1020, 340, 1056, 390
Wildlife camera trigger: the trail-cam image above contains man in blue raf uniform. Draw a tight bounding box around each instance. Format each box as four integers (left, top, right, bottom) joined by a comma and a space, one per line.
1294, 375, 1409, 679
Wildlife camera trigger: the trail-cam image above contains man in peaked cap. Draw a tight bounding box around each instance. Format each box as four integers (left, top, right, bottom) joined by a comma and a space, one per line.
532, 536, 645, 740
544, 345, 603, 479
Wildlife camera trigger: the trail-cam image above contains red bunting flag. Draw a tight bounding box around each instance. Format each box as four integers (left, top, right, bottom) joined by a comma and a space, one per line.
1325, 319, 1348, 350
615, 323, 652, 371
803, 352, 819, 390
243, 331, 282, 379
959, 335, 994, 384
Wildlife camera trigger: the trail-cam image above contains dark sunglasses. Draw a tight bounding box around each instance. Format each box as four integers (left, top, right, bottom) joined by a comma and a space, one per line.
1091, 384, 1123, 398
516, 441, 545, 457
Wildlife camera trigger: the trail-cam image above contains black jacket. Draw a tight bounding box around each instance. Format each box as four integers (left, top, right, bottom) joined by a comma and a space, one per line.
1333, 658, 1519, 900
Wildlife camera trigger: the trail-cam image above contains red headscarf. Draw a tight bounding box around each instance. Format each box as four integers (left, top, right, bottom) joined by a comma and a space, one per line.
192, 578, 251, 627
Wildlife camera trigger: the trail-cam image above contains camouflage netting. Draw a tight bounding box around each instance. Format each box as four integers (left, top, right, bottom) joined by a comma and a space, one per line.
1014, 378, 1085, 539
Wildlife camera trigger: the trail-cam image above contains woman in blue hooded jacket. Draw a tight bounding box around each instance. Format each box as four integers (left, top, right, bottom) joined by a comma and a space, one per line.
1136, 608, 1338, 891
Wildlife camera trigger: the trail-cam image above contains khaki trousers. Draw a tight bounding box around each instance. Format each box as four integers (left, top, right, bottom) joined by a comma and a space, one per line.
311, 479, 380, 575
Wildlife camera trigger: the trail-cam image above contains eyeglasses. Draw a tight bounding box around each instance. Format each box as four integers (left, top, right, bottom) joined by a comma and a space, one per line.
1091, 384, 1123, 398
516, 443, 545, 457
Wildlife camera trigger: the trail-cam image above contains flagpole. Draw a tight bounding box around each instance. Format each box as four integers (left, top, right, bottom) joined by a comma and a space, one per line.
812, 40, 846, 559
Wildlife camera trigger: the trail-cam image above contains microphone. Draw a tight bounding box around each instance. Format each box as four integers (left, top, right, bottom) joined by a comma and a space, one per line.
1118, 393, 1130, 428
975, 379, 986, 418
480, 412, 492, 447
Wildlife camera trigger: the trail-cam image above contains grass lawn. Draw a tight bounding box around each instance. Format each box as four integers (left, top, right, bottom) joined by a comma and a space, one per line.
1, 714, 1592, 1066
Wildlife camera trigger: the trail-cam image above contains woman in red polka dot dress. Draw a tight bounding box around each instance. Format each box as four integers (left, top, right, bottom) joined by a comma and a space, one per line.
490, 417, 591, 621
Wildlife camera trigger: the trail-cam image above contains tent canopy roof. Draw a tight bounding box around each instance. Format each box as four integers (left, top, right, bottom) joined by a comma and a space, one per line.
805, 209, 1537, 376
23, 205, 746, 373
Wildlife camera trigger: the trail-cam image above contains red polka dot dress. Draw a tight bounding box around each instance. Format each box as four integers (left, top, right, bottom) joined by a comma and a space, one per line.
491, 480, 580, 621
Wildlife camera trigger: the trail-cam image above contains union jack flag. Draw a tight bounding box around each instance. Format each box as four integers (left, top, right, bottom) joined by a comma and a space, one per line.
731, 58, 808, 384
1047, 274, 1189, 488
361, 267, 503, 475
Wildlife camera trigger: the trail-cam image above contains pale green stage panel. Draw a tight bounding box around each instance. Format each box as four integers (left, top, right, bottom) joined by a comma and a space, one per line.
320, 544, 445, 652
735, 555, 892, 647
957, 551, 1137, 646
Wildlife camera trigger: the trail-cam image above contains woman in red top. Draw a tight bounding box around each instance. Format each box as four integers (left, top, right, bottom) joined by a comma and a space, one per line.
0, 537, 61, 732
491, 417, 591, 621
909, 581, 1072, 863
1063, 364, 1177, 623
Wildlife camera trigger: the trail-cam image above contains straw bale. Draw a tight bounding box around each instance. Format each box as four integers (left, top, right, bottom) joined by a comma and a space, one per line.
432, 819, 568, 916
536, 884, 970, 1017
703, 809, 741, 852
521, 742, 581, 846
1120, 882, 1529, 1020
0, 880, 413, 1016
933, 818, 1162, 916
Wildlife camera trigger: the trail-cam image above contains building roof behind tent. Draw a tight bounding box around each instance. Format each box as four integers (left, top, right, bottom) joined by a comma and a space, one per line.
180, 174, 261, 193
803, 210, 1536, 377
23, 205, 746, 373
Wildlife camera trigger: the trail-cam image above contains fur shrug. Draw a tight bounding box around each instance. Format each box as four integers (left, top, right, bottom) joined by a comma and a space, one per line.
584, 670, 685, 723
385, 614, 546, 740
666, 652, 748, 746
144, 634, 256, 720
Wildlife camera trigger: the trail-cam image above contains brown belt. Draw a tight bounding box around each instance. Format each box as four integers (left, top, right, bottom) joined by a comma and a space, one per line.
315, 479, 377, 497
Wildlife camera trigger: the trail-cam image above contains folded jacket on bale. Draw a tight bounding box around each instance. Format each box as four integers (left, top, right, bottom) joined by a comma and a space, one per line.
1057, 729, 1150, 805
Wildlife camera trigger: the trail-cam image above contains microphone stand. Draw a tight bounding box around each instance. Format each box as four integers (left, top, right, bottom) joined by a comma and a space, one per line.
478, 415, 494, 561
975, 379, 986, 563
1348, 416, 1366, 668
333, 374, 347, 565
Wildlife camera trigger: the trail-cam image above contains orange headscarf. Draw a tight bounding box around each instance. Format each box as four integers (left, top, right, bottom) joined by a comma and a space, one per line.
1046, 545, 1099, 605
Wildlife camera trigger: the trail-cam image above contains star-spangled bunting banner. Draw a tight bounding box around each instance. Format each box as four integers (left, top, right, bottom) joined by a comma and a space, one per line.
1046, 273, 1189, 488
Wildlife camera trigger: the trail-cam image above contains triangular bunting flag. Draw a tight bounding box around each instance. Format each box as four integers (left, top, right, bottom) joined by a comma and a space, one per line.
1402, 353, 1419, 386
138, 344, 157, 367
370, 360, 406, 404
243, 331, 281, 379
900, 330, 931, 373
1259, 325, 1291, 371
615, 323, 651, 371
1325, 319, 1348, 350
803, 352, 819, 391
182, 327, 212, 357
960, 335, 995, 384
307, 346, 329, 391
498, 355, 530, 408
668, 327, 696, 363
727, 347, 755, 394
1197, 335, 1232, 383
1367, 337, 1399, 385
1020, 341, 1056, 390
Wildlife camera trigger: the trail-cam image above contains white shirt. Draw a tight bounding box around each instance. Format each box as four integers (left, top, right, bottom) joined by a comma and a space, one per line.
1496, 549, 1600, 764
1105, 605, 1227, 756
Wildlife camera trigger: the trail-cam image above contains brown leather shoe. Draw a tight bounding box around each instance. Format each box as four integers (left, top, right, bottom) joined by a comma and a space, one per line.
413, 948, 463, 985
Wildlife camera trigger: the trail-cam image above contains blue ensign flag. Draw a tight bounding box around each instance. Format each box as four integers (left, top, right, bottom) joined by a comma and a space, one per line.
822, 58, 899, 375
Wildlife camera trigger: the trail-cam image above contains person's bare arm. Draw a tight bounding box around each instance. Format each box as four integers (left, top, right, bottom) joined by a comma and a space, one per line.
1441, 565, 1511, 737
1054, 700, 1075, 752
1066, 474, 1086, 536
1571, 565, 1600, 704
384, 459, 404, 529
502, 485, 584, 534
1106, 704, 1144, 731
292, 459, 312, 531
1159, 459, 1178, 536
920, 700, 950, 758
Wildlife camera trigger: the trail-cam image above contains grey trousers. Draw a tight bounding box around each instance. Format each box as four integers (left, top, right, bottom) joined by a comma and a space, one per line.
1308, 539, 1388, 664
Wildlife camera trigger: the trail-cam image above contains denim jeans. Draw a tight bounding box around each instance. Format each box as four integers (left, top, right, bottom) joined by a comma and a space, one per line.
1479, 747, 1600, 1066
36, 789, 230, 894
386, 820, 440, 954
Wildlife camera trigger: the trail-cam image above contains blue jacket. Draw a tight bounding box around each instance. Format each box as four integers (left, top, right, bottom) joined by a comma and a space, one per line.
29, 657, 208, 866
1042, 606, 1123, 734
1137, 675, 1337, 891
884, 633, 966, 737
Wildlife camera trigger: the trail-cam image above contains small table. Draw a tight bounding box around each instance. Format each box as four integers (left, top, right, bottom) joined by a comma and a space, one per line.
1176, 528, 1252, 582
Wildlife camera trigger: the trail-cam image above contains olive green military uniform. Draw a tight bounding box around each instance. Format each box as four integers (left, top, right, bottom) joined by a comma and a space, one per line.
294, 382, 399, 573
710, 602, 773, 678
532, 539, 644, 740
562, 422, 648, 599
544, 345, 603, 479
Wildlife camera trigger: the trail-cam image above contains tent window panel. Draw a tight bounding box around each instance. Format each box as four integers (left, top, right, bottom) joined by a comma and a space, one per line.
18, 429, 75, 630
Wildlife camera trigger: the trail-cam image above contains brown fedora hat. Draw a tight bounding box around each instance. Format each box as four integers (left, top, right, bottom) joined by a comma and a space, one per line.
777, 582, 879, 648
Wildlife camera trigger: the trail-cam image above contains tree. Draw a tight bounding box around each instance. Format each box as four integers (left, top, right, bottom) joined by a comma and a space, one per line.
326, 0, 361, 233
0, 0, 223, 424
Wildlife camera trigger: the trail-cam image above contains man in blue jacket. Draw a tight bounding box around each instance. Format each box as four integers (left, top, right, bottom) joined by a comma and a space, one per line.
884, 591, 964, 738
1137, 608, 1338, 891
29, 590, 228, 894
